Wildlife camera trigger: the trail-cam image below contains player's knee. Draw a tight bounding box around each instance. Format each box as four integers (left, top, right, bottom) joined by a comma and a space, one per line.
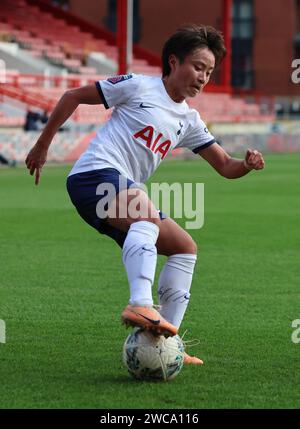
184, 238, 197, 255
170, 236, 197, 255
178, 234, 197, 254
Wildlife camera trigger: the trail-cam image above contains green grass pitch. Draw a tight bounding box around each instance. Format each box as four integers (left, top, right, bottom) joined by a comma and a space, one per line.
0, 153, 299, 409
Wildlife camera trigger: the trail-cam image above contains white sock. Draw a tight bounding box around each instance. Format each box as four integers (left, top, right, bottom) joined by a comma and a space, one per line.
122, 221, 159, 306
158, 253, 197, 328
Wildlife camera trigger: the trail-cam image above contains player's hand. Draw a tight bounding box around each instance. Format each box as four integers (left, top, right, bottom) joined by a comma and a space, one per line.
244, 149, 265, 171
25, 141, 48, 185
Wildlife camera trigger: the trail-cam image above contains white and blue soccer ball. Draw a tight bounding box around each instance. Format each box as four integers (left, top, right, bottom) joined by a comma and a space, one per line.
123, 328, 185, 381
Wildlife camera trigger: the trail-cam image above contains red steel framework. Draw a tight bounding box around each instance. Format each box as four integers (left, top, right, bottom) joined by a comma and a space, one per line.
117, 0, 128, 75
221, 0, 233, 91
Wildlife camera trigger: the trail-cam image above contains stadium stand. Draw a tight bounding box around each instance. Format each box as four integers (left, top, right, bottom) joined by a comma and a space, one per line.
0, 129, 91, 163
189, 92, 275, 123
0, 71, 112, 125
0, 0, 276, 162
0, 109, 24, 127
1, 70, 275, 126
0, 0, 160, 75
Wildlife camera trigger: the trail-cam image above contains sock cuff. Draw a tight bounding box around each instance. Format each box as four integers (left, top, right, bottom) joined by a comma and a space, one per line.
128, 220, 159, 242
166, 253, 197, 274
168, 253, 197, 261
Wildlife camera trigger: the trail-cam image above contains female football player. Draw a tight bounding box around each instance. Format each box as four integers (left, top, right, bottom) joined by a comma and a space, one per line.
25, 24, 265, 365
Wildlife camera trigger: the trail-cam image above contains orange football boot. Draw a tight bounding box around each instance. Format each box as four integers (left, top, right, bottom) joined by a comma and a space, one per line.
183, 352, 204, 365
121, 304, 178, 337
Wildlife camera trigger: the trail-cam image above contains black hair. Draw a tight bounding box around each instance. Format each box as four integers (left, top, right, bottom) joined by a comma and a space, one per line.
162, 24, 227, 77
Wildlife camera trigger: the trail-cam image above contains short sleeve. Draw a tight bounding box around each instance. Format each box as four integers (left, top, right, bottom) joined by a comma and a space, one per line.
95, 73, 141, 110
177, 112, 216, 153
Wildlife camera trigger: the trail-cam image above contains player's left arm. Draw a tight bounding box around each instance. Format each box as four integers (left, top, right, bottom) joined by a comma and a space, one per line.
199, 142, 265, 178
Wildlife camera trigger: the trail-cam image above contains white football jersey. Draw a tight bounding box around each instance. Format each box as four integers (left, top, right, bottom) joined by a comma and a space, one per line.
68, 74, 215, 183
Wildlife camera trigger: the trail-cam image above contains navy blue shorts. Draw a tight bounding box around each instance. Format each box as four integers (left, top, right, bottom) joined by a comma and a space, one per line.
66, 168, 167, 248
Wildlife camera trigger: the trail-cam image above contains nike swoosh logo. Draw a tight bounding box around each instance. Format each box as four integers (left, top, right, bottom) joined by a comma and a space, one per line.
139, 102, 154, 109
135, 312, 160, 325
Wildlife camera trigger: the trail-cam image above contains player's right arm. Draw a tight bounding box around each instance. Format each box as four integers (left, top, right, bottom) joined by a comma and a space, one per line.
25, 84, 103, 185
